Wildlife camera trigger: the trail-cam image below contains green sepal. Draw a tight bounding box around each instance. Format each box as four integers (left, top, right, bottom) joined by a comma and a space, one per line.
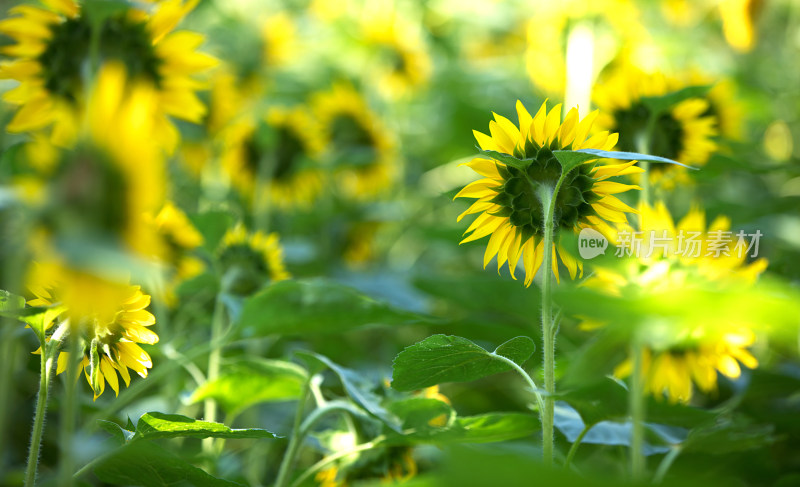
475, 147, 534, 171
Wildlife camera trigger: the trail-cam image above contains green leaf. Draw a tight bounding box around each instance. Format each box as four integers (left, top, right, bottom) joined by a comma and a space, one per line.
425, 413, 539, 444
386, 397, 455, 434
93, 441, 243, 487
190, 359, 308, 417
681, 417, 775, 455
97, 420, 134, 445
0, 290, 24, 312
640, 85, 713, 115
237, 278, 429, 336
551, 150, 602, 175
391, 335, 535, 391
190, 210, 235, 253
296, 351, 402, 432
134, 412, 279, 440
574, 149, 696, 168
82, 0, 130, 28
1, 305, 66, 343
475, 148, 533, 170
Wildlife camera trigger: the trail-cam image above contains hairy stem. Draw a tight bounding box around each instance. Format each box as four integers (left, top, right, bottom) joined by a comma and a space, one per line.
202, 293, 226, 459
630, 344, 646, 480
564, 423, 591, 470
24, 346, 55, 487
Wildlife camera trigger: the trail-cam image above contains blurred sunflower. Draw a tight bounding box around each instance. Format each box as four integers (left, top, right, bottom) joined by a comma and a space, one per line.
719, 0, 763, 53
456, 100, 642, 286
0, 0, 216, 149
217, 224, 290, 295
585, 202, 768, 403
525, 0, 646, 97
29, 63, 166, 259
362, 9, 431, 98
313, 83, 396, 200
688, 74, 744, 141
220, 106, 325, 209
593, 66, 718, 189
148, 201, 205, 300
28, 262, 157, 400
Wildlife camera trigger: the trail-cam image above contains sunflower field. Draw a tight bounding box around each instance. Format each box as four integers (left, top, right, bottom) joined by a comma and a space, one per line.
2, 0, 800, 485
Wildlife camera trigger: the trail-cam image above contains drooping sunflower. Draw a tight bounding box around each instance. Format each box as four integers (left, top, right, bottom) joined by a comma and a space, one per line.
27, 62, 166, 260
584, 202, 768, 403
456, 100, 642, 286
593, 65, 719, 189
0, 0, 216, 150
362, 9, 432, 98
28, 262, 158, 400
220, 106, 325, 209
217, 224, 290, 295
313, 83, 396, 200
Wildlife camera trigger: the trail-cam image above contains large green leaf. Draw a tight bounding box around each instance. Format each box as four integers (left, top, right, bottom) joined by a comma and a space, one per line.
574, 149, 695, 168
237, 278, 429, 336
391, 335, 535, 391
423, 413, 539, 444
0, 290, 24, 312
134, 412, 278, 440
190, 359, 308, 417
93, 441, 242, 487
1, 304, 65, 343
297, 351, 402, 432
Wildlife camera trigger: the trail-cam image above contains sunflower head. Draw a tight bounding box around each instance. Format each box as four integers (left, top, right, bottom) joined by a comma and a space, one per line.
26, 63, 165, 260
313, 83, 396, 200
456, 100, 641, 286
27, 261, 157, 400
593, 66, 718, 189
0, 0, 215, 149
217, 225, 290, 295
583, 202, 768, 403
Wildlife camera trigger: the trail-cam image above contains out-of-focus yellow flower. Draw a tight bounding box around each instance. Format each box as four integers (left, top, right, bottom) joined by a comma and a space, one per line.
382, 448, 417, 483
456, 100, 641, 286
22, 63, 166, 260
593, 65, 718, 189
313, 83, 396, 201
28, 262, 158, 400
585, 202, 768, 403
719, 0, 763, 53
342, 222, 381, 269
362, 8, 431, 99
220, 106, 325, 209
660, 0, 714, 27
262, 13, 296, 67
218, 224, 290, 295
315, 465, 346, 487
0, 0, 216, 151
147, 201, 205, 302
525, 0, 646, 96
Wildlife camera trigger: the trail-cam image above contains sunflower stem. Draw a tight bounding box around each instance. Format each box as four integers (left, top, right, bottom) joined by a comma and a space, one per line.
637, 115, 657, 206
274, 377, 312, 487
539, 183, 558, 466
24, 338, 56, 487
202, 292, 227, 462
564, 423, 591, 470
58, 331, 81, 487
653, 445, 682, 483
253, 154, 274, 233
630, 343, 646, 481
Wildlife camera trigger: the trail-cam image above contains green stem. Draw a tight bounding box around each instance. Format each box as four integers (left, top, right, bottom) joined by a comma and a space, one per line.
58, 333, 80, 487
564, 423, 591, 469
289, 437, 385, 487
24, 343, 55, 487
202, 293, 227, 459
490, 353, 546, 418
274, 378, 312, 487
630, 344, 646, 481
253, 154, 274, 233
637, 116, 656, 207
538, 180, 561, 466
653, 445, 682, 483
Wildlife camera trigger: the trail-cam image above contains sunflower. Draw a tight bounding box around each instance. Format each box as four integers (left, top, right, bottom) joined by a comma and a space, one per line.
313, 83, 396, 200
0, 0, 216, 150
148, 201, 204, 283
362, 10, 431, 98
593, 65, 719, 189
26, 62, 166, 260
217, 224, 290, 295
585, 202, 768, 403
456, 100, 642, 286
220, 106, 325, 209
28, 262, 158, 400
525, 0, 646, 97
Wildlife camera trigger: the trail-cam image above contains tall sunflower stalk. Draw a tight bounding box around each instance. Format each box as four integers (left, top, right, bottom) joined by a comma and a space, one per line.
456, 100, 642, 464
